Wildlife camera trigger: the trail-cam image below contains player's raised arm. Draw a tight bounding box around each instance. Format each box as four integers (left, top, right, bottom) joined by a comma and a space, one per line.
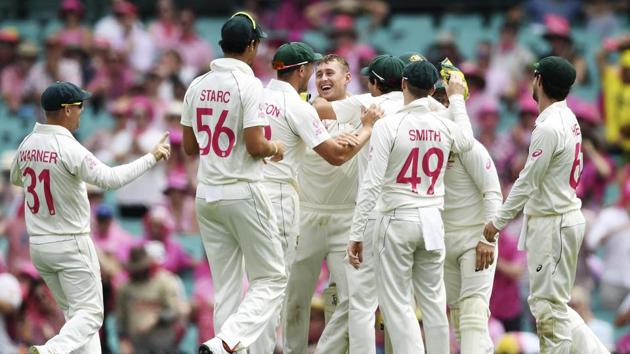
445, 74, 474, 153
74, 132, 171, 190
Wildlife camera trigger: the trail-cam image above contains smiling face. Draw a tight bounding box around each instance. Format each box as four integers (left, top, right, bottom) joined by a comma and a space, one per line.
316, 57, 351, 101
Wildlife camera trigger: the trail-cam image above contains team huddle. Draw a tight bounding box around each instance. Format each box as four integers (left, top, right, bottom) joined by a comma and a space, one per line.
10, 11, 611, 354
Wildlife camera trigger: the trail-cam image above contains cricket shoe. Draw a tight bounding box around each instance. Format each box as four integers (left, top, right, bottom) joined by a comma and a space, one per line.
199, 337, 230, 354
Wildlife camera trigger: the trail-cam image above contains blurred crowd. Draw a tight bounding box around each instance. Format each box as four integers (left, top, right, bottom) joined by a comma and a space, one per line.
0, 0, 629, 353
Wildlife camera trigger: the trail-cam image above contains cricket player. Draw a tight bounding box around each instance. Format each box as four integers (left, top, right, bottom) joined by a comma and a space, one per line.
254, 42, 380, 354
439, 94, 503, 354
348, 60, 474, 354
483, 56, 609, 354
180, 13, 287, 354
10, 81, 171, 354
283, 54, 357, 354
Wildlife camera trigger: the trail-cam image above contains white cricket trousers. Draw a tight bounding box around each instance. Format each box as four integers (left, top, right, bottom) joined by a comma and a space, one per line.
524, 210, 608, 354
196, 182, 287, 352
345, 216, 378, 354
29, 235, 103, 354
283, 204, 353, 354
444, 226, 496, 354
251, 182, 300, 354
374, 208, 449, 354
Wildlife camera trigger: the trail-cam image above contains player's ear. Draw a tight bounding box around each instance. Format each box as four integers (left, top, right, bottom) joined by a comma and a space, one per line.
401, 78, 407, 91
429, 86, 436, 96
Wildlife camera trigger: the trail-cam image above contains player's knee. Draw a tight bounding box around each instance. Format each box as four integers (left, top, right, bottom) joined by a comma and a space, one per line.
459, 296, 489, 331
530, 299, 554, 339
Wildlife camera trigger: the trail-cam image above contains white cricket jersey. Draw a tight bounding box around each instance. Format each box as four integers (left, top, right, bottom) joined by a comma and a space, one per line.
349, 96, 474, 242
261, 79, 330, 187
493, 100, 583, 230
443, 140, 502, 230
299, 120, 359, 208
10, 123, 156, 236
181, 58, 268, 187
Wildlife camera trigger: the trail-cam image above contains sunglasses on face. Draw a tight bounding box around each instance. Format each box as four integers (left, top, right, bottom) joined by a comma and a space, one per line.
61, 101, 83, 110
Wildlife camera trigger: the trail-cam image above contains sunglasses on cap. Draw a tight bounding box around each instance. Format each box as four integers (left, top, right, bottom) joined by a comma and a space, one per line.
61, 101, 83, 109
232, 11, 257, 30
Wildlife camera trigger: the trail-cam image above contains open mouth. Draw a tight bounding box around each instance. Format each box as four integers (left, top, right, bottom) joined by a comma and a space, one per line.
319, 83, 333, 94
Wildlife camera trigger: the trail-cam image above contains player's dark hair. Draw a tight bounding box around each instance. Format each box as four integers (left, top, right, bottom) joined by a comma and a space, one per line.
369, 76, 401, 94
538, 73, 570, 101
318, 54, 350, 72
220, 38, 257, 55
406, 81, 432, 99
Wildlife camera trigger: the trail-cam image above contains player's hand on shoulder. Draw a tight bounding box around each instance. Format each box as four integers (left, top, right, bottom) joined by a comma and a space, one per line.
475, 240, 495, 272
360, 104, 384, 127
335, 132, 361, 147
446, 74, 466, 97
269, 140, 285, 162
152, 132, 172, 161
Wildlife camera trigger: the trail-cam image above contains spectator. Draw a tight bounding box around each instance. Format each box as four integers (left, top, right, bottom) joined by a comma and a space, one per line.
116, 246, 187, 354
85, 97, 132, 162
1, 41, 38, 114
149, 0, 181, 53
598, 35, 630, 156
162, 174, 198, 235
156, 49, 197, 87
94, 1, 156, 73
140, 205, 194, 275
586, 178, 630, 311
87, 48, 135, 105
584, 0, 621, 41
56, 0, 92, 52
22, 35, 82, 110
326, 14, 376, 94
569, 99, 615, 209
0, 272, 22, 354
110, 96, 166, 218
304, 0, 389, 33
4, 201, 29, 274
92, 205, 135, 265
191, 261, 215, 346
541, 15, 589, 85
176, 8, 213, 73
0, 27, 20, 85
486, 21, 534, 102
461, 62, 489, 127
425, 31, 465, 68
14, 262, 64, 348
142, 69, 170, 124
569, 286, 615, 351
490, 223, 526, 332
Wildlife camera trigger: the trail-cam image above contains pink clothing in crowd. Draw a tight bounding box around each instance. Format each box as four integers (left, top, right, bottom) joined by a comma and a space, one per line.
141, 206, 194, 275
150, 20, 181, 52
176, 34, 213, 72
490, 230, 525, 320
92, 221, 135, 263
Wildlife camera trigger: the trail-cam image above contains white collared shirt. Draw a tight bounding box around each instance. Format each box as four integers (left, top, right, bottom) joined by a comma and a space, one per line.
181, 58, 269, 186
493, 100, 583, 230
349, 95, 474, 242
11, 123, 156, 236
261, 79, 330, 187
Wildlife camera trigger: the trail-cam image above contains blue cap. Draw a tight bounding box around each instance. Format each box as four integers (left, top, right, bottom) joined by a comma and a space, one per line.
96, 205, 113, 219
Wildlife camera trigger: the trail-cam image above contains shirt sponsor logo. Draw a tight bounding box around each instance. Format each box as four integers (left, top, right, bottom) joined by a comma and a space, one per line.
485, 159, 492, 170
532, 149, 543, 158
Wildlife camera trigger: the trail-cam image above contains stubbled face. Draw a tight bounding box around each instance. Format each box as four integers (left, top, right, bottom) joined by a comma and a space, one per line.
316, 60, 350, 101
299, 63, 314, 92
66, 103, 83, 131
532, 74, 541, 103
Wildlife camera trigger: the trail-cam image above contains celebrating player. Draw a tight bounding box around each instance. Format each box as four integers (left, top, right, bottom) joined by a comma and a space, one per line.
283, 54, 358, 354
483, 56, 609, 354
254, 42, 381, 354
438, 93, 503, 354
347, 61, 474, 354
11, 81, 170, 354
181, 12, 287, 354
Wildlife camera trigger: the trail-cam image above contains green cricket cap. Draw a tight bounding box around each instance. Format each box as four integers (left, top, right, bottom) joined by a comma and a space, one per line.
360, 54, 405, 85
40, 81, 91, 111
399, 52, 426, 65
533, 56, 576, 91
220, 12, 267, 48
272, 42, 323, 70
403, 60, 439, 90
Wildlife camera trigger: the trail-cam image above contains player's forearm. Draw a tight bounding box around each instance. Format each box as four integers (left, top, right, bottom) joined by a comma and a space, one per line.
448, 95, 473, 137
312, 97, 337, 120
482, 191, 503, 223
492, 180, 531, 230
84, 153, 157, 190
9, 159, 23, 187
335, 126, 372, 164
